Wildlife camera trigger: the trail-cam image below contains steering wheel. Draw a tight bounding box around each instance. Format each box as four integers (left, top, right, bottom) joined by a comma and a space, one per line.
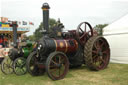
76, 22, 93, 46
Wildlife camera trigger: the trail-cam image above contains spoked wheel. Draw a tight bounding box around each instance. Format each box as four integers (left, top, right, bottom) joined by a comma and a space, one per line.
13, 57, 27, 75
46, 52, 69, 80
1, 57, 14, 74
84, 36, 110, 71
76, 22, 93, 46
26, 51, 45, 76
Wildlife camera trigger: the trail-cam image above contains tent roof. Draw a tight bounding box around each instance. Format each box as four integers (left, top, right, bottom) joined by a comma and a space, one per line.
103, 14, 128, 35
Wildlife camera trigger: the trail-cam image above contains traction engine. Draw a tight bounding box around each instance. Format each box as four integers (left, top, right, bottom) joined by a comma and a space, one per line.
26, 3, 110, 80
1, 21, 33, 75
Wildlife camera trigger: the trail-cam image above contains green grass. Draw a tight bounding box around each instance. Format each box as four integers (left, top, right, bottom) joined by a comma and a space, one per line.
0, 63, 128, 85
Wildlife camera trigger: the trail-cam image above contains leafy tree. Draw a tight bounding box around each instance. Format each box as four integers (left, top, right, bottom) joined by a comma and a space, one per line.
34, 18, 60, 40
28, 35, 35, 41
34, 22, 43, 40
94, 24, 108, 35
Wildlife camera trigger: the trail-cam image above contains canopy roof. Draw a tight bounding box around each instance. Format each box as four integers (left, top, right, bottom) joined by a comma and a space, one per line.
0, 27, 29, 34
103, 14, 128, 35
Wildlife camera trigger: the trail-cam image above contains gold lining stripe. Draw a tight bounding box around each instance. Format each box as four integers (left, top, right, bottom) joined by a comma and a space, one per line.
53, 39, 57, 51
42, 8, 48, 10
64, 40, 68, 53
74, 40, 78, 49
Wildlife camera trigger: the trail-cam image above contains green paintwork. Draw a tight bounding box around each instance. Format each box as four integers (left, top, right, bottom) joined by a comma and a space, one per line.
22, 41, 33, 58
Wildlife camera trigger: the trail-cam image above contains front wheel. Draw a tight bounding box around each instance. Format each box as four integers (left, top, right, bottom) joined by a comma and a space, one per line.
1, 57, 13, 74
26, 51, 45, 76
13, 57, 27, 75
46, 52, 69, 80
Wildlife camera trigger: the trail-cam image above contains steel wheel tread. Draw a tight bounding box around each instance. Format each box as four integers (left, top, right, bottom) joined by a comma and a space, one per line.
84, 36, 110, 71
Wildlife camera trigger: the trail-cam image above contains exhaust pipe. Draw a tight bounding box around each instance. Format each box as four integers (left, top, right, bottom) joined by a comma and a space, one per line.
42, 3, 50, 34
10, 21, 18, 48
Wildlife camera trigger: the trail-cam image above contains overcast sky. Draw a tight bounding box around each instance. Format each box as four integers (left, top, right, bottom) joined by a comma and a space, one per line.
1, 0, 128, 35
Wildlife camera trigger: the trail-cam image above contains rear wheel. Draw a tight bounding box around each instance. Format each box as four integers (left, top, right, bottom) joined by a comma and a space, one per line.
84, 36, 110, 71
46, 52, 69, 80
13, 57, 27, 75
1, 57, 13, 74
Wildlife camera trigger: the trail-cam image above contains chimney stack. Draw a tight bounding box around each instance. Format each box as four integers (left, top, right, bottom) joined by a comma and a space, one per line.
42, 3, 50, 34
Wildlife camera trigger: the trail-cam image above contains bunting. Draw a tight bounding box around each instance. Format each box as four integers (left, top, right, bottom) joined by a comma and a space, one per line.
29, 22, 34, 25
22, 21, 27, 25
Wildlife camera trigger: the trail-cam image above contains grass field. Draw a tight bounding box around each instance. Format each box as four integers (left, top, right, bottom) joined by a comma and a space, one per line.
0, 63, 128, 85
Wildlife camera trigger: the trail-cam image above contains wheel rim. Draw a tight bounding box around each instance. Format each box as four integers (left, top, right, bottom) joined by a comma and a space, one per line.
47, 52, 69, 80
1, 57, 13, 74
13, 57, 27, 75
92, 38, 110, 70
29, 52, 39, 74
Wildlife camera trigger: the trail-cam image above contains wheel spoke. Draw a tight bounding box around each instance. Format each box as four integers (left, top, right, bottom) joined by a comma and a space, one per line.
92, 50, 98, 54
79, 27, 84, 33
96, 40, 100, 49
52, 60, 58, 65
59, 67, 61, 76
100, 41, 104, 48
102, 49, 109, 54
7, 59, 10, 64
21, 61, 26, 66
21, 68, 25, 73
99, 57, 105, 64
80, 33, 87, 39
59, 56, 61, 64
50, 68, 57, 73
85, 23, 86, 33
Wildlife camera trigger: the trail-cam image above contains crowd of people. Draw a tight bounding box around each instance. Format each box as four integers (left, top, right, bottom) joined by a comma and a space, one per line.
0, 34, 28, 49
0, 35, 9, 48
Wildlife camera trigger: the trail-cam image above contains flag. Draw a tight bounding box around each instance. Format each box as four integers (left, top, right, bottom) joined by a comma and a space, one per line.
8, 20, 12, 23
18, 21, 21, 25
22, 21, 27, 25
0, 17, 8, 23
8, 20, 12, 24
0, 22, 1, 27
29, 22, 34, 25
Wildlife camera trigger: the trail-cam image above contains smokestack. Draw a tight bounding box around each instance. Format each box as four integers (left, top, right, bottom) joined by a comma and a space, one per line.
11, 21, 18, 48
42, 3, 50, 34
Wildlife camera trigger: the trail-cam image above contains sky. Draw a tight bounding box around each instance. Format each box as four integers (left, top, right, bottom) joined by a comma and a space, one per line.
1, 0, 128, 35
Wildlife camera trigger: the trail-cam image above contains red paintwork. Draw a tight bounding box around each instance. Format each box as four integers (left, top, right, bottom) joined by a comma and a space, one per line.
54, 39, 78, 53
38, 64, 45, 69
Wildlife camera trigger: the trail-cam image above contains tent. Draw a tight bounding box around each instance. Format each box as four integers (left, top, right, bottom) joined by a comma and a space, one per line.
103, 14, 128, 64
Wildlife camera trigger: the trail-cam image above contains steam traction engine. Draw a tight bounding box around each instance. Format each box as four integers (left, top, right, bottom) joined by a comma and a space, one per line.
1, 22, 33, 75
26, 3, 110, 80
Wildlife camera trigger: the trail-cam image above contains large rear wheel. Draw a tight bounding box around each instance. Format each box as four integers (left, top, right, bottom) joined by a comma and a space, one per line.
46, 52, 69, 80
84, 36, 110, 71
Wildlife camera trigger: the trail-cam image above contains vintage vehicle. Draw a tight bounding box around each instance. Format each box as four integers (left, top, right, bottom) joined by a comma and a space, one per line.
1, 22, 34, 75
26, 3, 110, 80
